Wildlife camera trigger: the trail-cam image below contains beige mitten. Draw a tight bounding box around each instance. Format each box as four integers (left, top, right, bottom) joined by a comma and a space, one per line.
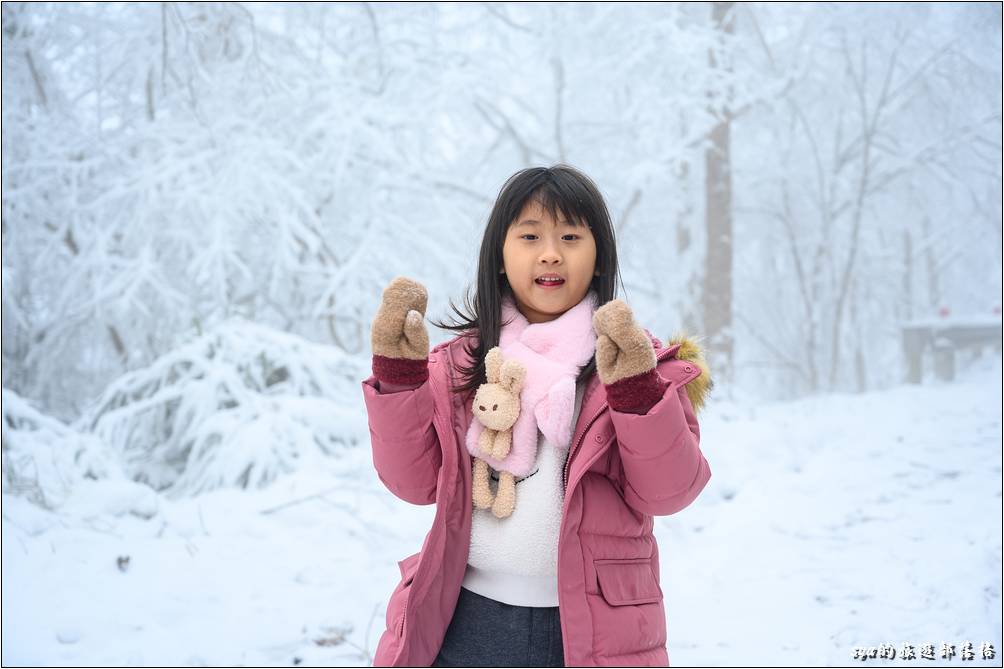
371, 277, 430, 385
592, 299, 657, 384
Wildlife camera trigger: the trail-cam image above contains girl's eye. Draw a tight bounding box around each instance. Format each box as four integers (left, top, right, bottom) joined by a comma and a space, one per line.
519, 234, 580, 241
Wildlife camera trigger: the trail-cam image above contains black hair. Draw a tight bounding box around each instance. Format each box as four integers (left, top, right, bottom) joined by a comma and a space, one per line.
430, 164, 623, 398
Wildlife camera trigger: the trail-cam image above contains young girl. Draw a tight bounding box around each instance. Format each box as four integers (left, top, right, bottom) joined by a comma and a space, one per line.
361, 165, 712, 667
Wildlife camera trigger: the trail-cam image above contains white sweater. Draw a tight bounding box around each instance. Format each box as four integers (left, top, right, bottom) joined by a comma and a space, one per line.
462, 379, 588, 607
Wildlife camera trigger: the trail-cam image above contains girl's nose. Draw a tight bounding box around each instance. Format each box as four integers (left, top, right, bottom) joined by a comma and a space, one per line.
538, 242, 562, 264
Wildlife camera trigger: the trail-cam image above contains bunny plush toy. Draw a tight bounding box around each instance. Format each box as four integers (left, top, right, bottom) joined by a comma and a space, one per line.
470, 346, 527, 519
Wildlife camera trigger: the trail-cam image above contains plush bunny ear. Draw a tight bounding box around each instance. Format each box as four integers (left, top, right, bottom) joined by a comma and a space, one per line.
484, 346, 504, 383
499, 360, 526, 396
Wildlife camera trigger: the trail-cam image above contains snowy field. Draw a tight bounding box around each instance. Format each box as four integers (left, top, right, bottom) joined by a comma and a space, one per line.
4, 3, 1000, 666
3, 355, 1001, 667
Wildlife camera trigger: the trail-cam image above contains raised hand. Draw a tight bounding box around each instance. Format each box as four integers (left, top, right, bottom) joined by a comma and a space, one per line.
592, 299, 656, 385
371, 277, 430, 361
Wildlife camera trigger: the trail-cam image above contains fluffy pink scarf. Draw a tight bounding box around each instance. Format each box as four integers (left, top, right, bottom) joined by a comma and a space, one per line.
464, 289, 599, 477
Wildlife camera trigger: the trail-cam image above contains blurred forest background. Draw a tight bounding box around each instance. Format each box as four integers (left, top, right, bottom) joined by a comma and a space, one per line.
2, 2, 1001, 499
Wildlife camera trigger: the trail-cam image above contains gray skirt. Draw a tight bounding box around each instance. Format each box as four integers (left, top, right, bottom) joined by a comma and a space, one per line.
432, 587, 565, 667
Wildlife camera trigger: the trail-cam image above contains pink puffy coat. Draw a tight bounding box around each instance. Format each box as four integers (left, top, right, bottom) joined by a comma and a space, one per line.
361, 329, 712, 667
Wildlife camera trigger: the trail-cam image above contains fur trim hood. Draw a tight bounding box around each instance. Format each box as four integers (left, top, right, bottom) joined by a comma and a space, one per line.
651, 332, 713, 416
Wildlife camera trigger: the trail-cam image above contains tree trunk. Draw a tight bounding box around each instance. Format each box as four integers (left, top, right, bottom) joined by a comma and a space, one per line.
902, 227, 913, 322
703, 1, 735, 386
922, 216, 941, 312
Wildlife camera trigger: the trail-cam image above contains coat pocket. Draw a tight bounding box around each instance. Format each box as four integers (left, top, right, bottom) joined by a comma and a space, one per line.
594, 557, 663, 606
386, 551, 422, 638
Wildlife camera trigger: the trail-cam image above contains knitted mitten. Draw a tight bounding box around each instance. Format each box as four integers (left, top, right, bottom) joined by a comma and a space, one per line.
371, 277, 430, 386
592, 299, 667, 414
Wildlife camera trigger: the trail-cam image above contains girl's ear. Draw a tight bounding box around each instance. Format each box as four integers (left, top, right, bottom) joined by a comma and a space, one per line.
499, 360, 526, 395
485, 346, 503, 383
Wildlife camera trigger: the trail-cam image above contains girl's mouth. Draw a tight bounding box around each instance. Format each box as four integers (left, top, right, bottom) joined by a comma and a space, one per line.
535, 277, 565, 289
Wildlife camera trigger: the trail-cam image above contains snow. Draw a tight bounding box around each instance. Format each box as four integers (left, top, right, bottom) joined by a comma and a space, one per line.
4, 355, 999, 666
663, 354, 1002, 666
3, 448, 434, 667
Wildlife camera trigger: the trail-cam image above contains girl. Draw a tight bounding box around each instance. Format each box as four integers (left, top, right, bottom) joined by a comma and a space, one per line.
361, 165, 712, 667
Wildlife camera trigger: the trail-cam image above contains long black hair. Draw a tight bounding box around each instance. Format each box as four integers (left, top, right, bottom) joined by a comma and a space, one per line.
430, 164, 623, 397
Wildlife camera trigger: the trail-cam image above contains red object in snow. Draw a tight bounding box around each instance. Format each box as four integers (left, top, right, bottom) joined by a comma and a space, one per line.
993, 305, 1002, 316
938, 306, 951, 318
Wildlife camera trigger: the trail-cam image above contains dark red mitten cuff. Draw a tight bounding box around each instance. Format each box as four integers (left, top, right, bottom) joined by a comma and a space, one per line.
605, 368, 669, 415
372, 354, 429, 386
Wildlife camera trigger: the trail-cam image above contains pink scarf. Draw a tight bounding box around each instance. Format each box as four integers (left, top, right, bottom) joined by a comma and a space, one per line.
464, 289, 599, 477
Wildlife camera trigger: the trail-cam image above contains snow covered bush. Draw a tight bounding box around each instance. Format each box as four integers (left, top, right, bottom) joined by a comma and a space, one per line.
75, 319, 368, 498
2, 387, 123, 510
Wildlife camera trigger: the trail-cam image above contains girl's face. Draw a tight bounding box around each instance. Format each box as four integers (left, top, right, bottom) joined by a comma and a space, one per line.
501, 199, 599, 324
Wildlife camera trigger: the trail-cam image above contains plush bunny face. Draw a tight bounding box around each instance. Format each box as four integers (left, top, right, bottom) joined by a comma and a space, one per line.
473, 384, 521, 431
472, 346, 526, 432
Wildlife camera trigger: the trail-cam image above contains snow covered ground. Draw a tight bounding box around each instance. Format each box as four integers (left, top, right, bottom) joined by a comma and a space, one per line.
3, 355, 1001, 667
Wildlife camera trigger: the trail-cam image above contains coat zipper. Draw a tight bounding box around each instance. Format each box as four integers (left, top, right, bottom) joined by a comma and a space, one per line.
562, 404, 603, 492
